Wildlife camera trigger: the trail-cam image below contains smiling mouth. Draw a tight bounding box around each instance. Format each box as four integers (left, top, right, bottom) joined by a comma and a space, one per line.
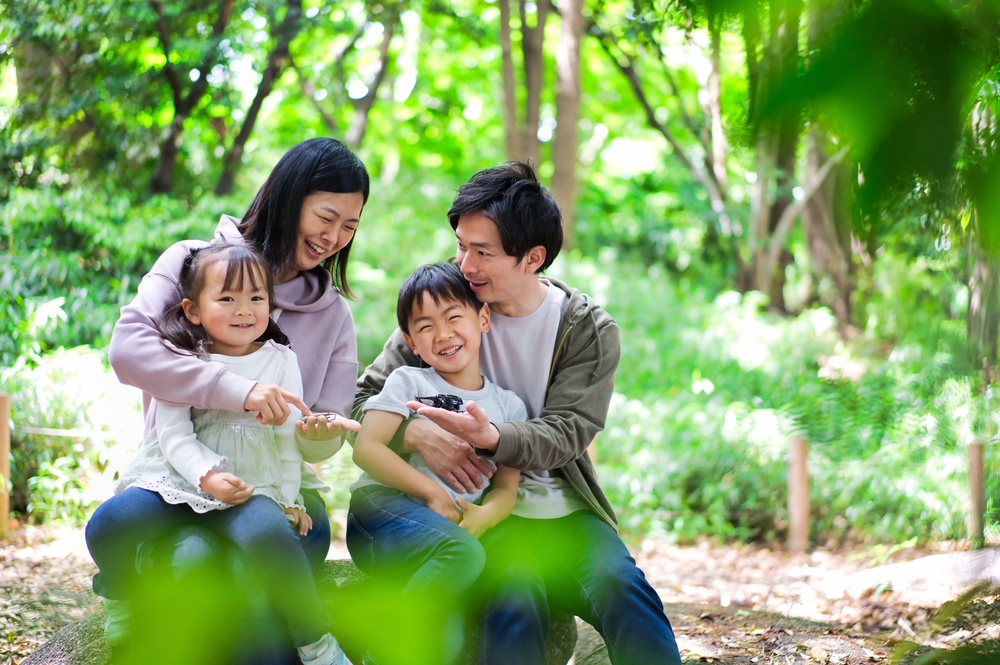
438, 345, 462, 357
232, 323, 255, 328
305, 239, 328, 256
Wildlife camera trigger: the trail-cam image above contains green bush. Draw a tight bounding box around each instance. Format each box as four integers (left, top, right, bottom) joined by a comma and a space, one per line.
1, 346, 140, 523
551, 255, 975, 545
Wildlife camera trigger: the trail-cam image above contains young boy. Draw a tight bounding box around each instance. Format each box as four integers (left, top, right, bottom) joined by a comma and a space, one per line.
347, 262, 525, 665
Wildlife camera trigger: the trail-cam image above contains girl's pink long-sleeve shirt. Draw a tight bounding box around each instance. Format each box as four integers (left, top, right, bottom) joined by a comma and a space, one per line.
108, 215, 358, 462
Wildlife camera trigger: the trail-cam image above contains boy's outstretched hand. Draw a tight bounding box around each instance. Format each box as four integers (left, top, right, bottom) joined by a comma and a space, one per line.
284, 506, 313, 536
405, 400, 500, 452
200, 471, 255, 505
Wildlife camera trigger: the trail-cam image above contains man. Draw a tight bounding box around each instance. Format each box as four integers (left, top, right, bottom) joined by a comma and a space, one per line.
354, 162, 681, 665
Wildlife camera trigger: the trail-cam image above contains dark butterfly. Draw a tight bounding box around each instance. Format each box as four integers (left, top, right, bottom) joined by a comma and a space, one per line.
413, 394, 465, 412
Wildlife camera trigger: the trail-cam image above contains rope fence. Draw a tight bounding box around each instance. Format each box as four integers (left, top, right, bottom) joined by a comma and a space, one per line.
0, 392, 996, 551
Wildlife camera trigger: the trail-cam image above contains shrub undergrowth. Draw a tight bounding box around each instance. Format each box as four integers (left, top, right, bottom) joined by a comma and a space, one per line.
1, 184, 991, 549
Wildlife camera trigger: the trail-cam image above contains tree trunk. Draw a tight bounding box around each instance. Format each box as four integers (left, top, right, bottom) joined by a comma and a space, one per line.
800, 0, 854, 322
216, 0, 303, 196
519, 0, 549, 168
801, 125, 854, 321
499, 0, 520, 160
969, 230, 1000, 387
345, 16, 396, 149
745, 0, 802, 308
551, 0, 583, 244
150, 117, 186, 194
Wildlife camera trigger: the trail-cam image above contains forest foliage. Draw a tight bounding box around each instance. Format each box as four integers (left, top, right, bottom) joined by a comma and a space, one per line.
3, 0, 1000, 548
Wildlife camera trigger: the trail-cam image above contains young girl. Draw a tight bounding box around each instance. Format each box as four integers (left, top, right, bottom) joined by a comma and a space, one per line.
86, 243, 353, 665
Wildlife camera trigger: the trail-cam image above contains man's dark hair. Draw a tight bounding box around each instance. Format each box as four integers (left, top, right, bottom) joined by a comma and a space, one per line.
447, 161, 562, 273
239, 137, 370, 298
397, 262, 484, 334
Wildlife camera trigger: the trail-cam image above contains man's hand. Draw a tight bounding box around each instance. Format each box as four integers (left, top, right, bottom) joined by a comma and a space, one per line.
405, 400, 501, 453
200, 471, 255, 505
424, 488, 462, 524
244, 383, 311, 426
296, 413, 362, 441
403, 419, 493, 494
284, 506, 313, 536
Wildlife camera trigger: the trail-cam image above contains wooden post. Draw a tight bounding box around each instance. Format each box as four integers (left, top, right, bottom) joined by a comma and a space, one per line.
788, 436, 809, 553
0, 394, 9, 540
968, 441, 985, 548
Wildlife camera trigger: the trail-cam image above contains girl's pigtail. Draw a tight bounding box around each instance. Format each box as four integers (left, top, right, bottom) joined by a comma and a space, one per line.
155, 248, 211, 356
257, 318, 290, 347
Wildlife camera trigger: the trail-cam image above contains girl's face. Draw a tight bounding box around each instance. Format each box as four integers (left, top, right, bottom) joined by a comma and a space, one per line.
182, 260, 270, 356
285, 191, 365, 282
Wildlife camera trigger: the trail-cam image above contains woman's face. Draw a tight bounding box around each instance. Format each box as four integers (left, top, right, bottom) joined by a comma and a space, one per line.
289, 191, 365, 278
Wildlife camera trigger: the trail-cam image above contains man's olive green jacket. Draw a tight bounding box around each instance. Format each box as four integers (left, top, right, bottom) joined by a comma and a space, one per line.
351, 277, 621, 531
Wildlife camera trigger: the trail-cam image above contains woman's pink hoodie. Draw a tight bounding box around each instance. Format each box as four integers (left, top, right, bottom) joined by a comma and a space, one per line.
108, 215, 357, 462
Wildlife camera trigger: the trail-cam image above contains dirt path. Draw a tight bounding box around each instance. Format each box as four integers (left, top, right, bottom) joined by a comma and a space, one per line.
2, 526, 995, 664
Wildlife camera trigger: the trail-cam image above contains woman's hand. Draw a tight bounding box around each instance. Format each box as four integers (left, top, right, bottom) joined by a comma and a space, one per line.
295, 413, 361, 441
244, 382, 311, 426
284, 506, 313, 536
200, 471, 255, 505
424, 488, 462, 524
403, 419, 493, 494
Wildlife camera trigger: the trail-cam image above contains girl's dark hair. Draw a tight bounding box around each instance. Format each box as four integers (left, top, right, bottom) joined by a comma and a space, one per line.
397, 262, 483, 334
447, 161, 562, 273
239, 137, 370, 298
156, 244, 289, 355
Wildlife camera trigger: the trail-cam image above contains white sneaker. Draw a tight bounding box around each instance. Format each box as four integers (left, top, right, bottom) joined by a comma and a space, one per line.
298, 633, 353, 665
102, 598, 131, 646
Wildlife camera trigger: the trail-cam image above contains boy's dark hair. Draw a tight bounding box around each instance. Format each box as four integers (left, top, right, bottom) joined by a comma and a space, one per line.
156, 244, 289, 355
239, 137, 370, 299
447, 161, 562, 273
397, 262, 484, 334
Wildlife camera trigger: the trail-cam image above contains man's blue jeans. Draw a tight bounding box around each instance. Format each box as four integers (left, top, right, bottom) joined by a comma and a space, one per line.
346, 486, 485, 664
477, 512, 682, 665
85, 487, 332, 657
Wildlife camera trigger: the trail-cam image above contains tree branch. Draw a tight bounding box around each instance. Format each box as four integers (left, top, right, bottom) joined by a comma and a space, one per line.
181, 0, 234, 115
346, 15, 396, 147
593, 24, 724, 207
149, 0, 182, 106
762, 145, 850, 290
289, 54, 336, 132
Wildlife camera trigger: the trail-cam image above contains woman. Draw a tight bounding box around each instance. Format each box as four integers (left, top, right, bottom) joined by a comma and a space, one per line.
103, 137, 369, 662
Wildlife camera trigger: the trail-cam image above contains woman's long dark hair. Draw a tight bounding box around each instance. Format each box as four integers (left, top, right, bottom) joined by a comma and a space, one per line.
239, 138, 370, 299
156, 244, 289, 355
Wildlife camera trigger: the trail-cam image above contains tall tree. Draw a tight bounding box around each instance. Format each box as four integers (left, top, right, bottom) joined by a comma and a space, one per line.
499, 0, 549, 166
149, 0, 235, 194
216, 0, 304, 195
551, 0, 584, 243
799, 0, 855, 322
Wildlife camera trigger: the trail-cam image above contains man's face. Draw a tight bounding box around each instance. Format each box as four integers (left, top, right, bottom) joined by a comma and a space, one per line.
454, 212, 533, 309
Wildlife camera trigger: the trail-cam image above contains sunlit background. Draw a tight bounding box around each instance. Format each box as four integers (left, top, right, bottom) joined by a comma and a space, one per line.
2, 0, 1000, 550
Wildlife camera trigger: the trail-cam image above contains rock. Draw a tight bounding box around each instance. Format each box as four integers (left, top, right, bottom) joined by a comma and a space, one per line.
21, 612, 108, 665
22, 559, 577, 665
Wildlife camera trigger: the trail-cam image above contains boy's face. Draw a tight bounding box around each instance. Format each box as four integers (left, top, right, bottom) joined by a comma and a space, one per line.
403, 293, 491, 382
